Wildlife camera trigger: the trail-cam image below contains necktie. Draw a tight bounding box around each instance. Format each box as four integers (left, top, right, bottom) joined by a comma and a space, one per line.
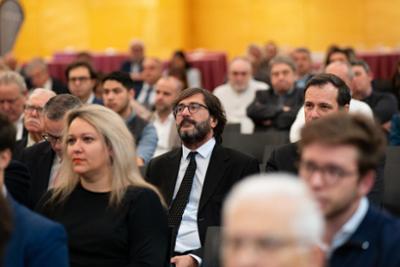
143, 86, 152, 109
168, 151, 197, 233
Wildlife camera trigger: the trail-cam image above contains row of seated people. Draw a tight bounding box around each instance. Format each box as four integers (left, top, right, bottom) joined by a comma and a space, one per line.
2, 84, 400, 266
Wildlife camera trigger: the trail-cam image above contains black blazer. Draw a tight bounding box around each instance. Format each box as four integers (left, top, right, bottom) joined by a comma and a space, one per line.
4, 160, 31, 206
51, 78, 69, 95
145, 144, 259, 250
19, 141, 55, 208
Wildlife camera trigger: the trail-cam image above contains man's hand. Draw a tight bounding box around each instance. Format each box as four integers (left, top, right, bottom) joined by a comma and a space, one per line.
170, 255, 198, 267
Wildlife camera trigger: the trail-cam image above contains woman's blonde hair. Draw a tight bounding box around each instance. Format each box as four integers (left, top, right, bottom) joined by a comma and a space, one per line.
51, 104, 164, 206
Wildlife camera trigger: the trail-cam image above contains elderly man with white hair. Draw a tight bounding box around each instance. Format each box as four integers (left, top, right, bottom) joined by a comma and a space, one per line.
222, 173, 325, 267
14, 88, 56, 158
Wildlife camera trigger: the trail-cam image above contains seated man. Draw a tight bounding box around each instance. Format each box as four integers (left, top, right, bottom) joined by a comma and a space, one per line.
214, 57, 269, 133
25, 58, 68, 94
14, 88, 56, 158
247, 56, 303, 132
102, 71, 158, 165
299, 113, 400, 267
291, 47, 314, 90
0, 113, 69, 266
222, 173, 325, 267
351, 60, 398, 132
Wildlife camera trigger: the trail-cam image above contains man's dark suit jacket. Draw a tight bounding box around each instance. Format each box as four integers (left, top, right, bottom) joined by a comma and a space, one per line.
146, 144, 259, 254
120, 60, 144, 95
266, 142, 384, 206
51, 78, 69, 95
3, 196, 69, 267
329, 205, 400, 267
4, 160, 31, 206
19, 142, 55, 208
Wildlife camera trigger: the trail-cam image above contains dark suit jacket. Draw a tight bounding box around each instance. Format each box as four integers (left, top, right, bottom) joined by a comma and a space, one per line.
4, 160, 31, 206
51, 78, 69, 95
120, 60, 144, 95
266, 142, 384, 206
19, 142, 55, 208
145, 144, 259, 254
3, 197, 69, 267
329, 205, 400, 267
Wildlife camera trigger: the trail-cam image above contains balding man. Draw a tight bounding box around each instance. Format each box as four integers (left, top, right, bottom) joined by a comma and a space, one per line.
136, 57, 163, 109
222, 174, 324, 267
290, 61, 373, 142
0, 71, 27, 141
14, 89, 56, 158
152, 76, 183, 157
25, 58, 68, 94
120, 39, 145, 80
214, 57, 269, 133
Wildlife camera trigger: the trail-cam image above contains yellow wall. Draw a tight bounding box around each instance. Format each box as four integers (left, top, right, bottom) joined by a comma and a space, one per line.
12, 0, 400, 61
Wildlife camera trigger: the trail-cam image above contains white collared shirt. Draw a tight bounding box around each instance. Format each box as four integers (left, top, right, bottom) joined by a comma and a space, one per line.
137, 83, 155, 106
14, 115, 24, 141
43, 79, 52, 91
174, 137, 216, 253
327, 197, 369, 257
153, 112, 175, 157
85, 93, 95, 104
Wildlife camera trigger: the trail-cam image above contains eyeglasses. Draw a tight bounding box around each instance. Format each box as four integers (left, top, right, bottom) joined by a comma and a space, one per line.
42, 133, 62, 144
299, 160, 357, 186
68, 76, 91, 83
173, 103, 208, 116
24, 104, 44, 114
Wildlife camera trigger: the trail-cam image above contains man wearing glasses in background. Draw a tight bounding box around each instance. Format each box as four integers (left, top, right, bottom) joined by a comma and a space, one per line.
13, 88, 56, 158
19, 94, 82, 208
66, 61, 103, 105
146, 88, 259, 267
299, 113, 400, 267
0, 71, 27, 141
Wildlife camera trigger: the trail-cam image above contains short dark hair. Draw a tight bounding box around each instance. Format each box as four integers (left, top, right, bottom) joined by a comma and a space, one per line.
173, 87, 227, 144
44, 94, 82, 120
0, 113, 16, 152
268, 56, 297, 76
351, 60, 371, 73
304, 73, 351, 107
299, 113, 386, 177
65, 61, 97, 80
102, 71, 135, 90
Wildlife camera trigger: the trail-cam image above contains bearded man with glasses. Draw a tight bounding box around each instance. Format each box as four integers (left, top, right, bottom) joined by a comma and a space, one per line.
299, 113, 400, 267
146, 88, 259, 267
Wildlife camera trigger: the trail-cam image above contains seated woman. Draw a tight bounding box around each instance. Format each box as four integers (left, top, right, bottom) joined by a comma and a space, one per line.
168, 50, 202, 88
36, 105, 169, 267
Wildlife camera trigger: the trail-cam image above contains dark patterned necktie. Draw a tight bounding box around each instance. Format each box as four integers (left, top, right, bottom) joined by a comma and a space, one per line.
168, 151, 197, 229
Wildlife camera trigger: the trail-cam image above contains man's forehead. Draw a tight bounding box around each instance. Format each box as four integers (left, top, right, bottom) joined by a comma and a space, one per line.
306, 83, 338, 98
179, 93, 205, 104
69, 67, 90, 77
103, 80, 126, 90
271, 63, 293, 72
0, 82, 21, 93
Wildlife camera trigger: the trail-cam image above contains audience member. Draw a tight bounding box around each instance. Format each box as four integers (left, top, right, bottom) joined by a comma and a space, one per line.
36, 105, 168, 267
246, 44, 269, 84
324, 45, 353, 66
151, 76, 183, 157
136, 57, 163, 110
290, 61, 373, 142
263, 41, 279, 62
102, 71, 158, 165
169, 50, 202, 88
120, 39, 145, 82
351, 60, 398, 131
214, 57, 269, 133
389, 113, 400, 145
146, 88, 259, 267
14, 88, 56, 158
25, 58, 68, 94
247, 56, 303, 131
0, 113, 69, 267
0, 71, 27, 141
222, 174, 324, 267
299, 113, 400, 267
19, 94, 82, 208
66, 61, 102, 104
291, 47, 314, 90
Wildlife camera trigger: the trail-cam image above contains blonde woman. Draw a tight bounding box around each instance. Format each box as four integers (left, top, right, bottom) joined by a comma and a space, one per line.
36, 105, 168, 267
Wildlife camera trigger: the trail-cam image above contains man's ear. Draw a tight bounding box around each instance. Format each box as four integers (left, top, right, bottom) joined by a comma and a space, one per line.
210, 116, 218, 129
343, 104, 350, 113
358, 170, 375, 197
129, 88, 135, 99
0, 149, 12, 171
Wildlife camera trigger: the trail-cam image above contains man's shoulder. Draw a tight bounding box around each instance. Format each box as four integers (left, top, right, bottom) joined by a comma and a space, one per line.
213, 83, 232, 95
249, 79, 269, 90
349, 99, 373, 117
20, 141, 53, 161
274, 142, 298, 155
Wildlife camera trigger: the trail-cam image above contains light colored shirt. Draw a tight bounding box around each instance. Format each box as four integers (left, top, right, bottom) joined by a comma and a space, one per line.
48, 155, 62, 189
43, 79, 52, 91
174, 137, 216, 253
213, 79, 269, 134
85, 93, 95, 104
327, 197, 369, 257
289, 99, 374, 142
153, 112, 175, 157
137, 83, 155, 107
15, 115, 24, 141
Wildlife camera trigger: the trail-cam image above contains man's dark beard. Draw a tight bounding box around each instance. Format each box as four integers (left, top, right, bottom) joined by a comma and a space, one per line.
178, 117, 212, 145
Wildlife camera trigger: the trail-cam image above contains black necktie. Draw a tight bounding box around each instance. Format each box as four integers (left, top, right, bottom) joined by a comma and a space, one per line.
143, 86, 152, 108
168, 151, 197, 230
